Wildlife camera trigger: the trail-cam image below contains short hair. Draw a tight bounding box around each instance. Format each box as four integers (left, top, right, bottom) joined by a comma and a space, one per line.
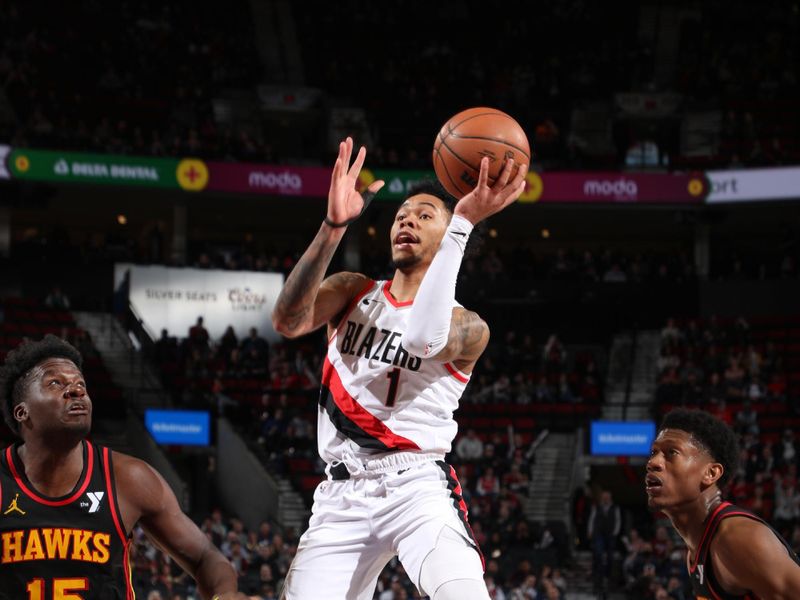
0, 335, 83, 435
659, 408, 739, 488
401, 179, 485, 258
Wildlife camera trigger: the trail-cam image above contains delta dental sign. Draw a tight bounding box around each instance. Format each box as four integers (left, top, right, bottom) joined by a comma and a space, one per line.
114, 264, 284, 342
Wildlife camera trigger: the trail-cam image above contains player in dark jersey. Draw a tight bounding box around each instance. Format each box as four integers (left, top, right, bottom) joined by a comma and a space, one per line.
0, 335, 248, 600
646, 408, 800, 599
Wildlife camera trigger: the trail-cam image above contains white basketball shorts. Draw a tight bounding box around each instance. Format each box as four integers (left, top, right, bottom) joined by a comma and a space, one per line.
280, 456, 483, 600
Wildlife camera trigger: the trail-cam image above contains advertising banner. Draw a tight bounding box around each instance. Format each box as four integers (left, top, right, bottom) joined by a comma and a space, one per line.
358, 169, 435, 200
590, 421, 656, 456
0, 145, 9, 179
8, 148, 183, 188
145, 409, 210, 446
519, 171, 707, 204
114, 264, 284, 342
706, 167, 800, 203
206, 161, 330, 197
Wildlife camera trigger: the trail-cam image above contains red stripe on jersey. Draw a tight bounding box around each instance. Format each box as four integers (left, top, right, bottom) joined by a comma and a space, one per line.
321, 357, 420, 450
382, 280, 413, 308
7, 440, 94, 506
329, 279, 376, 344
102, 448, 133, 600
102, 448, 128, 544
444, 362, 470, 383
690, 501, 731, 572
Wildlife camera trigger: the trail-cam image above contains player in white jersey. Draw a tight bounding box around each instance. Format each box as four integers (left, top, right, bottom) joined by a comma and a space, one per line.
272, 137, 528, 600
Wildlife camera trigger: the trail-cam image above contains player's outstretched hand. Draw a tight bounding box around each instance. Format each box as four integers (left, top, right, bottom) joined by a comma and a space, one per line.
326, 137, 384, 227
453, 157, 528, 225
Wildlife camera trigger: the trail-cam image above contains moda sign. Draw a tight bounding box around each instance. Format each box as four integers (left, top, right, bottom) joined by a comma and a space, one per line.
519, 172, 707, 204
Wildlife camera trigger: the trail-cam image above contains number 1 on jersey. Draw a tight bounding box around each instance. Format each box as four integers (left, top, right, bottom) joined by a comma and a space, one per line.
385, 368, 401, 407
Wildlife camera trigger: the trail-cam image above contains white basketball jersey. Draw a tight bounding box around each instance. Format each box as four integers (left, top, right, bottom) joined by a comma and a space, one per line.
318, 279, 470, 464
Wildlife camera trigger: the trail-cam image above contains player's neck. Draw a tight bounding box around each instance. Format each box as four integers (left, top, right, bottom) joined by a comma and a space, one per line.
665, 490, 724, 554
390, 267, 427, 302
17, 436, 86, 496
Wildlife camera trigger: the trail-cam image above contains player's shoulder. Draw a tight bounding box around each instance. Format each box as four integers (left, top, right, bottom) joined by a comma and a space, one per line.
110, 451, 164, 493
323, 271, 374, 295
712, 512, 779, 561
453, 306, 489, 330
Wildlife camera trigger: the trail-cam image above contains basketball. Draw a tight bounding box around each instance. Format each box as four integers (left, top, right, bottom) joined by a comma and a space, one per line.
432, 107, 531, 198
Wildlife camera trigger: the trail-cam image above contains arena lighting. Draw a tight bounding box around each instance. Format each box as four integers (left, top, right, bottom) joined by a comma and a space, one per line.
116, 214, 127, 225
489, 228, 498, 238
541, 228, 550, 239
367, 225, 376, 237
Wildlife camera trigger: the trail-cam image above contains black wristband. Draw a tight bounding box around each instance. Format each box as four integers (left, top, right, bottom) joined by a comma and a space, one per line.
324, 191, 376, 228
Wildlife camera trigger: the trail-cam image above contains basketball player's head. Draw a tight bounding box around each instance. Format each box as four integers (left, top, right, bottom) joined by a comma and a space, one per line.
0, 335, 90, 440
390, 180, 482, 271
646, 409, 739, 512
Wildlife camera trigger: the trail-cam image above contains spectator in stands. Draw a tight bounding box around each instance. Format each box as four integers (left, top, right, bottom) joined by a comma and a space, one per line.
456, 428, 485, 462
534, 375, 555, 403
602, 263, 628, 283
44, 285, 71, 309
477, 467, 501, 498
543, 334, 566, 373
219, 325, 239, 358
777, 429, 800, 471
240, 326, 269, 360
188, 316, 210, 350
556, 373, 577, 403
774, 474, 800, 537
735, 400, 760, 436
572, 485, 593, 550
588, 490, 621, 591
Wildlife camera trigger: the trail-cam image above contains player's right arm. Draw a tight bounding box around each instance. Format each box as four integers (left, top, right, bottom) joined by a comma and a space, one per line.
272, 137, 383, 338
712, 517, 800, 598
114, 453, 248, 600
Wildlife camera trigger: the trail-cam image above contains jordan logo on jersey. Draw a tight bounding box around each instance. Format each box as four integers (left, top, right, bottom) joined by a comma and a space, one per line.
3, 493, 25, 516
339, 320, 422, 371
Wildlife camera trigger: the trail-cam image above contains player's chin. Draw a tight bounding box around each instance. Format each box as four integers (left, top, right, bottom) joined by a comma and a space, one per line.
62, 416, 92, 436
390, 253, 422, 270
645, 489, 670, 511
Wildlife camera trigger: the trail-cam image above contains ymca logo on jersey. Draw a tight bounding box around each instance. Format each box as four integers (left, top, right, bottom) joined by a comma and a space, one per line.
80, 491, 105, 513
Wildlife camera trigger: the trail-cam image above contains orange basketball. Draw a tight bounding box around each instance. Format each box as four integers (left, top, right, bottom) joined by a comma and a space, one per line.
432, 107, 530, 198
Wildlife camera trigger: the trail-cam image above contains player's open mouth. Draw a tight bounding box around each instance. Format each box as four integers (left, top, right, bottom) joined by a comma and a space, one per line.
645, 475, 663, 494
67, 403, 89, 415
394, 232, 419, 248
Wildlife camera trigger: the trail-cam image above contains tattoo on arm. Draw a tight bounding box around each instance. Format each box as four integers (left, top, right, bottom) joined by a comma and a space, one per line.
272, 226, 345, 335
447, 309, 489, 362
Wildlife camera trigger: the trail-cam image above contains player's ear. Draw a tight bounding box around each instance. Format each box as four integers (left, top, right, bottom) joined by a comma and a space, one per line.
703, 462, 724, 486
13, 402, 29, 424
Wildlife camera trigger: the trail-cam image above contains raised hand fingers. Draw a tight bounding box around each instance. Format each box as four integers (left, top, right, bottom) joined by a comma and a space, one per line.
501, 163, 529, 206
477, 156, 490, 189
511, 162, 529, 188
491, 158, 515, 192
367, 179, 385, 193
348, 145, 367, 179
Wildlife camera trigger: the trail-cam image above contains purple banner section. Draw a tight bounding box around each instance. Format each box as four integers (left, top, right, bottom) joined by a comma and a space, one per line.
206, 161, 330, 197
520, 171, 708, 204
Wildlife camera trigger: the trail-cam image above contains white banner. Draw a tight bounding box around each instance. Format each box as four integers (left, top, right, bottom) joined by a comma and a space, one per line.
707, 167, 800, 203
0, 145, 9, 179
114, 264, 284, 342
